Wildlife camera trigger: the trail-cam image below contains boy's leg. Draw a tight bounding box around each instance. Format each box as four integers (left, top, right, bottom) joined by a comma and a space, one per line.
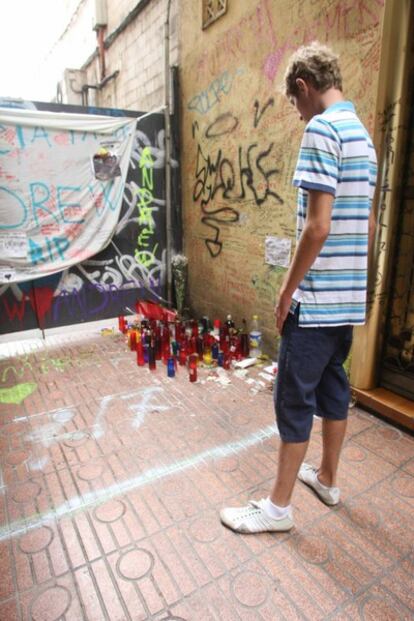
318, 418, 347, 487
271, 310, 334, 505
219, 312, 338, 533
269, 439, 309, 506
314, 325, 353, 487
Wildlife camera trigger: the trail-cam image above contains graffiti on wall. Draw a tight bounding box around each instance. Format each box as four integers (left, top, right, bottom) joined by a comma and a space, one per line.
0, 116, 135, 281
0, 102, 180, 333
192, 97, 284, 258
187, 68, 244, 115
134, 146, 159, 268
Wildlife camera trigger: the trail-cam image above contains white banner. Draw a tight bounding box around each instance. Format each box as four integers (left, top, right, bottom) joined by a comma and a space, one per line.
0, 107, 137, 283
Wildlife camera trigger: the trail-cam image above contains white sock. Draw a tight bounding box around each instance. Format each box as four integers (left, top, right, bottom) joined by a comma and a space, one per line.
263, 497, 291, 520
316, 474, 335, 490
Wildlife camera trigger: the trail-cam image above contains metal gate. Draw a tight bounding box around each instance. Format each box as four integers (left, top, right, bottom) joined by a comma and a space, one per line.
380, 92, 414, 400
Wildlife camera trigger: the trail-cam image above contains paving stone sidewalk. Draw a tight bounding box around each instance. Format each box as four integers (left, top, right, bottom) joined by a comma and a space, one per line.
0, 324, 413, 620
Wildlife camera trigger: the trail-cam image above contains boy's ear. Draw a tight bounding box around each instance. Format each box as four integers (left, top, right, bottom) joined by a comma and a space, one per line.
295, 78, 307, 93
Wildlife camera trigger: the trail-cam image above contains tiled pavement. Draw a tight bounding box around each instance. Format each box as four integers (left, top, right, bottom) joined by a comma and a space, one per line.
0, 323, 413, 621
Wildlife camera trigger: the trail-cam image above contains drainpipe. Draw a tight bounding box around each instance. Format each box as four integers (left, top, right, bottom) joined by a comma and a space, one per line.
164, 0, 173, 305
97, 26, 106, 81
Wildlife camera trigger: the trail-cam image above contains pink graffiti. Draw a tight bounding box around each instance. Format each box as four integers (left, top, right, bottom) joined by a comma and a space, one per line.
263, 44, 289, 82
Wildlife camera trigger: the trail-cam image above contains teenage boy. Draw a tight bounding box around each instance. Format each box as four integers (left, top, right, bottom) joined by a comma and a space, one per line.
220, 42, 377, 533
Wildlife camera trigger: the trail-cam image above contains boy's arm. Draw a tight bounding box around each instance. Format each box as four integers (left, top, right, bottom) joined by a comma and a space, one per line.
275, 189, 333, 333
368, 206, 376, 256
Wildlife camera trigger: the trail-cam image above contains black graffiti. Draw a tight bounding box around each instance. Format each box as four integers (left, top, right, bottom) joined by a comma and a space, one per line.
193, 141, 283, 208
192, 97, 284, 258
201, 210, 240, 258
192, 121, 199, 139
205, 112, 239, 138
193, 139, 283, 258
253, 97, 275, 128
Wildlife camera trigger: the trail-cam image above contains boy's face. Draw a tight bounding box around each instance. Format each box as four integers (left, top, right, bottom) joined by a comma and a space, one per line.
289, 94, 314, 123
289, 79, 322, 123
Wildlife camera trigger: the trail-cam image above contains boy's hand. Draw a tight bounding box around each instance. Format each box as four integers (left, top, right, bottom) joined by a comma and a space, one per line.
274, 289, 292, 334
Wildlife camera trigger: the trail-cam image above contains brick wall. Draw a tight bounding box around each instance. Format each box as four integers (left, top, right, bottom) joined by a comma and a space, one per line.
49, 0, 179, 112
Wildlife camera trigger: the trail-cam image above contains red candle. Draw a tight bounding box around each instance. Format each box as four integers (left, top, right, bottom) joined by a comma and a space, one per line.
179, 341, 187, 366
129, 330, 137, 351
189, 354, 197, 382
136, 339, 145, 366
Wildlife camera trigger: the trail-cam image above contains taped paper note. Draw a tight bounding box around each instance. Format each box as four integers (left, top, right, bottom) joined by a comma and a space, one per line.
265, 236, 291, 268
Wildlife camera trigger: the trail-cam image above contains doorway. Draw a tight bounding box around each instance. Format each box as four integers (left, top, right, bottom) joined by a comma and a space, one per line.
380, 82, 414, 400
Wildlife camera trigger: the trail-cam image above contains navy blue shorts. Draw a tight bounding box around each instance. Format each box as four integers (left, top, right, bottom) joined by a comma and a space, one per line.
274, 307, 353, 443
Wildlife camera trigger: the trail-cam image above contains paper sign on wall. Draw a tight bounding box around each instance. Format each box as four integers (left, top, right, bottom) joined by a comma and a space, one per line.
265, 236, 291, 268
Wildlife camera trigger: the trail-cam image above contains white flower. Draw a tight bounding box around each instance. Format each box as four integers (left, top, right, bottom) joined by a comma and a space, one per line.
171, 254, 188, 268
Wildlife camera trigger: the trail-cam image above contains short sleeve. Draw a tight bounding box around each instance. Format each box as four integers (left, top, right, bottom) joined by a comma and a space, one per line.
293, 117, 341, 196
368, 143, 378, 202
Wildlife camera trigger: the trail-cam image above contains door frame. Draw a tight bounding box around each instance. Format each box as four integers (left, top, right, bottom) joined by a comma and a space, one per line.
351, 0, 414, 392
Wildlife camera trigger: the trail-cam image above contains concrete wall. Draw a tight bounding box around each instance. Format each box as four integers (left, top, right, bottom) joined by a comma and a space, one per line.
180, 0, 386, 353
47, 0, 178, 112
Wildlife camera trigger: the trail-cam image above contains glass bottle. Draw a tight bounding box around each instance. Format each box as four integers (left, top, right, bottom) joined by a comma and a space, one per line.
249, 315, 262, 357
167, 357, 175, 377
226, 314, 235, 336
148, 339, 156, 370
241, 319, 250, 357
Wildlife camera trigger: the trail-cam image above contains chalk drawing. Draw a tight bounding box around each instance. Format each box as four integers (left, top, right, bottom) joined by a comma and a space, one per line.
25, 409, 76, 448
1, 350, 96, 382
0, 423, 279, 542
1, 356, 33, 382
20, 387, 169, 473
0, 382, 37, 404
123, 387, 170, 430
92, 386, 168, 439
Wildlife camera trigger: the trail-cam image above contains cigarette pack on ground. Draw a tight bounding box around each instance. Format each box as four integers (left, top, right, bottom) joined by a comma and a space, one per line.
258, 372, 275, 382
264, 362, 278, 374
234, 358, 257, 369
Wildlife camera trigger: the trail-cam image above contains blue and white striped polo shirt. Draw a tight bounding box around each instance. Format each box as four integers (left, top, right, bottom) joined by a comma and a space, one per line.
292, 101, 377, 327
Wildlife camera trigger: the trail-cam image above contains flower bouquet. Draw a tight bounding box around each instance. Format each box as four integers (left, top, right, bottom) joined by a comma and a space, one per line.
171, 254, 188, 315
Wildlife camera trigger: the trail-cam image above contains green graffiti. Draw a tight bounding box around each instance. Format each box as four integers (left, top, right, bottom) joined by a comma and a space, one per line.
1, 352, 98, 383
134, 245, 159, 268
136, 145, 157, 267
139, 146, 154, 189
1, 356, 33, 382
0, 382, 37, 405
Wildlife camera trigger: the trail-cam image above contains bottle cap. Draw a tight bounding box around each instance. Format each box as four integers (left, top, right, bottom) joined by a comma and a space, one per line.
214, 319, 221, 328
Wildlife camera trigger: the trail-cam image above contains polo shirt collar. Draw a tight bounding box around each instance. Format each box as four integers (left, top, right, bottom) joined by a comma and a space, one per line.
322, 101, 356, 114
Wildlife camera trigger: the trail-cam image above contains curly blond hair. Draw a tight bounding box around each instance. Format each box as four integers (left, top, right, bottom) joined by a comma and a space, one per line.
284, 42, 342, 97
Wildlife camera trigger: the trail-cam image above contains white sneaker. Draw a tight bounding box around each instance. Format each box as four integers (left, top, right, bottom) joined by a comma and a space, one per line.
298, 463, 340, 506
219, 499, 294, 533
